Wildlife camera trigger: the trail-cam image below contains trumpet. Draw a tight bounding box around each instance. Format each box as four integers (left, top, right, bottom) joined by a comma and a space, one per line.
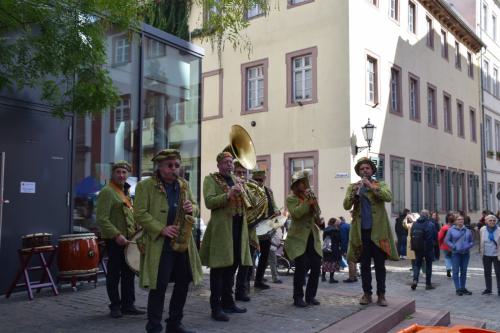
305, 188, 323, 227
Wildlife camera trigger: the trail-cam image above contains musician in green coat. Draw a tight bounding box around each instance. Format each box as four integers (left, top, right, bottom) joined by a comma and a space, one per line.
199, 152, 252, 322
285, 170, 324, 308
343, 157, 398, 308
96, 160, 144, 319
134, 149, 202, 333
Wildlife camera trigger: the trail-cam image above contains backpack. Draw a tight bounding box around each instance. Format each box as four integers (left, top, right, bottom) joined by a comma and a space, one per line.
322, 235, 332, 253
410, 222, 426, 252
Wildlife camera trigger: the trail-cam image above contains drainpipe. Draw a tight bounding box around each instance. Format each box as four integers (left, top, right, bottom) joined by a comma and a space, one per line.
479, 3, 488, 211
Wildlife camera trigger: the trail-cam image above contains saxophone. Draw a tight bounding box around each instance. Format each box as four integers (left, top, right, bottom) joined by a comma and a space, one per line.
170, 177, 196, 253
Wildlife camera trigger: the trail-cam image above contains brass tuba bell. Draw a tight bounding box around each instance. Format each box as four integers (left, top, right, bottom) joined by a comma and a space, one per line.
223, 124, 257, 170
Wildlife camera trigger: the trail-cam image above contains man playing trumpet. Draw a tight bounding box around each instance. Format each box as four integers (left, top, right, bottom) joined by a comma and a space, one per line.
285, 170, 324, 307
200, 152, 252, 321
343, 157, 398, 307
134, 149, 202, 333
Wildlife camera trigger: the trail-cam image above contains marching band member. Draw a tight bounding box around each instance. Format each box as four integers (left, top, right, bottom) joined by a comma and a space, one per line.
200, 152, 252, 322
343, 157, 398, 307
285, 170, 324, 307
96, 160, 144, 318
134, 149, 202, 333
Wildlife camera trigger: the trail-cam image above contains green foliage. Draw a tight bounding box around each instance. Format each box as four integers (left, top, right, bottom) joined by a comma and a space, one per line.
0, 0, 141, 117
143, 0, 191, 41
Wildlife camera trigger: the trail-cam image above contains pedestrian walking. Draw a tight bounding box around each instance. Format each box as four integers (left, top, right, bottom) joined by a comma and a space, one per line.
445, 214, 474, 296
430, 212, 441, 260
340, 215, 358, 283
395, 209, 410, 259
410, 210, 436, 290
321, 218, 342, 284
438, 213, 455, 278
268, 226, 284, 284
479, 214, 500, 296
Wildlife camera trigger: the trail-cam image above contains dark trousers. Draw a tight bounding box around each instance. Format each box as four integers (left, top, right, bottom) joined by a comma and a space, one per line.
210, 217, 242, 310
105, 240, 135, 310
235, 246, 256, 296
293, 234, 321, 301
482, 255, 500, 292
396, 234, 407, 256
413, 252, 433, 285
360, 229, 387, 296
146, 241, 191, 333
255, 238, 271, 283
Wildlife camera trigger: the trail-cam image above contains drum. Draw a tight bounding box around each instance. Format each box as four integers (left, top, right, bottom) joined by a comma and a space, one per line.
21, 233, 53, 250
57, 233, 99, 277
256, 215, 287, 238
125, 230, 143, 275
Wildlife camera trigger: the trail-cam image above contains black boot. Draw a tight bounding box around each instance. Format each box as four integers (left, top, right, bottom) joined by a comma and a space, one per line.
165, 323, 196, 333
211, 308, 229, 322
321, 272, 326, 282
293, 298, 308, 308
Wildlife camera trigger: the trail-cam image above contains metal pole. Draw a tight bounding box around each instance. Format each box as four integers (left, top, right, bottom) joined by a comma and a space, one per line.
0, 152, 5, 250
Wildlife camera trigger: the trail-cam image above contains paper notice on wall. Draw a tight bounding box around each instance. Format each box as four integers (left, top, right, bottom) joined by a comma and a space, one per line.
20, 181, 36, 194
335, 172, 349, 178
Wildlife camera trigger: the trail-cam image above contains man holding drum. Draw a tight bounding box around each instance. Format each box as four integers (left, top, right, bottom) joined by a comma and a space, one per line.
134, 149, 202, 333
96, 160, 144, 318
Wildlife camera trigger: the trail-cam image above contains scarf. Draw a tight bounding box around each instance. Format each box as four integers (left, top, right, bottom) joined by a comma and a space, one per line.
487, 225, 498, 245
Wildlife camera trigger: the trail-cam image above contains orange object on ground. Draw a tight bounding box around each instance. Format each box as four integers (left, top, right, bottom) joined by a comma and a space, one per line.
397, 324, 498, 333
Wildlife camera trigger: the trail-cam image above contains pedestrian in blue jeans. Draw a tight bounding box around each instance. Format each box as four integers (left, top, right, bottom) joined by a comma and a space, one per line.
444, 214, 474, 296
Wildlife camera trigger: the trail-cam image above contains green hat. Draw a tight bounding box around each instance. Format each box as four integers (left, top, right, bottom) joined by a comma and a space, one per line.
252, 169, 266, 179
112, 160, 131, 172
354, 157, 377, 177
152, 149, 181, 162
291, 169, 311, 188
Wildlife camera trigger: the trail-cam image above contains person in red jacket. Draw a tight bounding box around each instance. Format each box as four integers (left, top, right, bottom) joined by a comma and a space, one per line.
438, 213, 455, 278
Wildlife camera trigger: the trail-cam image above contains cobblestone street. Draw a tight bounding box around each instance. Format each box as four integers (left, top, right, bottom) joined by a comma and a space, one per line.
0, 246, 498, 333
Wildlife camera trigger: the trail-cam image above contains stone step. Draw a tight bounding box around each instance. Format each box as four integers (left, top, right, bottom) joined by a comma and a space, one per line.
319, 298, 415, 333
449, 316, 487, 329
387, 308, 450, 333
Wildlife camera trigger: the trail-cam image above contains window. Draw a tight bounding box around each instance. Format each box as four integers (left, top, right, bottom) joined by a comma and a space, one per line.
409, 74, 420, 120
411, 162, 423, 213
493, 14, 497, 40
457, 100, 465, 138
284, 151, 319, 196
427, 84, 437, 127
288, 0, 314, 8
495, 121, 500, 153
448, 170, 457, 212
493, 68, 499, 97
483, 2, 488, 31
390, 66, 402, 115
486, 116, 493, 153
470, 108, 477, 142
113, 36, 131, 65
247, 4, 263, 19
426, 16, 434, 48
110, 94, 131, 132
443, 93, 452, 133
457, 172, 466, 212
408, 1, 416, 34
483, 60, 490, 92
488, 182, 496, 212
467, 52, 474, 78
371, 155, 385, 180
391, 157, 405, 214
468, 173, 480, 211
366, 55, 379, 105
455, 42, 461, 69
286, 47, 318, 107
441, 30, 448, 59
241, 59, 268, 113
424, 166, 435, 212
436, 168, 445, 212
389, 0, 399, 21
147, 38, 166, 58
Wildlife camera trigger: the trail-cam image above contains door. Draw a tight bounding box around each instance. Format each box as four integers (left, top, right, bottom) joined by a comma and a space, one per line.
0, 108, 72, 293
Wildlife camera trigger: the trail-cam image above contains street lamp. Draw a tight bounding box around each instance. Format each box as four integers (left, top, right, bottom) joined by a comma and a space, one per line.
355, 118, 376, 155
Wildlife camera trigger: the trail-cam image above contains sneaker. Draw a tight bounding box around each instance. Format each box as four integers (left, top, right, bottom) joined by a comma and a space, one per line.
411, 281, 418, 290
425, 284, 436, 290
462, 288, 472, 295
482, 289, 492, 295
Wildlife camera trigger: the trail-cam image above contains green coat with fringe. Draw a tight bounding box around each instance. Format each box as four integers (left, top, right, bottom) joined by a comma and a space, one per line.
343, 181, 399, 262
284, 194, 323, 260
199, 173, 252, 268
134, 176, 203, 289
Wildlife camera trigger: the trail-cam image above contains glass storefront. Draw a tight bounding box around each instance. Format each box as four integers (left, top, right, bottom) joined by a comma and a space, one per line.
73, 24, 202, 234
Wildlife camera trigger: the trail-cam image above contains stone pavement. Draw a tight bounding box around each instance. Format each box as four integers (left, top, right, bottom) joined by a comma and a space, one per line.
0, 246, 498, 333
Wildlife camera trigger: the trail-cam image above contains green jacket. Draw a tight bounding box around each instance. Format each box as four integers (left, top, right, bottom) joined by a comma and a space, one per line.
284, 194, 322, 260
199, 173, 252, 268
343, 181, 399, 262
134, 176, 203, 289
96, 183, 136, 239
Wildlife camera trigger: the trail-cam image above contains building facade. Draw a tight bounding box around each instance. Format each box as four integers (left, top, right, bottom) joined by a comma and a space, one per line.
190, 0, 484, 224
